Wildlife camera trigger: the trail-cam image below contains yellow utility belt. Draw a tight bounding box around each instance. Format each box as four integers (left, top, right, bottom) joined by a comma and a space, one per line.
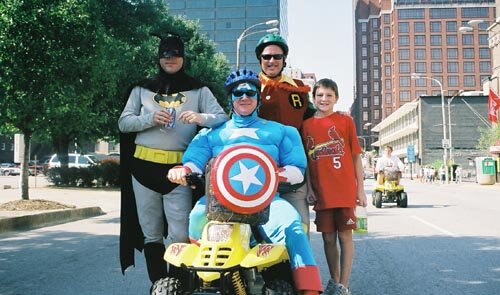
134, 145, 183, 164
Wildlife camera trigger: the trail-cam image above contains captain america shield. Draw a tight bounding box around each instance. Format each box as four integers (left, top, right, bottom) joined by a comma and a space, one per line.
210, 145, 278, 214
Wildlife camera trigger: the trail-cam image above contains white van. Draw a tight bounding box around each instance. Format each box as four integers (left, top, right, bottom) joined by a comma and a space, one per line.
47, 153, 99, 169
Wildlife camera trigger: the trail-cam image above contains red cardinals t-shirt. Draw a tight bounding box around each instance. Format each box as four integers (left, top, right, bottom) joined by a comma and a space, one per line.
301, 112, 361, 210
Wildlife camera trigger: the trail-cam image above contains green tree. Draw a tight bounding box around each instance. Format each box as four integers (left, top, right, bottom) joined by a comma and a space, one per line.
477, 124, 500, 152
0, 0, 229, 199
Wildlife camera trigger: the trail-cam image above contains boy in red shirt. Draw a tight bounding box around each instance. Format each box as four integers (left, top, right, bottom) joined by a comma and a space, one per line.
301, 78, 367, 295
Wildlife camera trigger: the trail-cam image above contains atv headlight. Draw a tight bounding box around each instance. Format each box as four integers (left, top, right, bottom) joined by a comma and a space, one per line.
207, 224, 233, 242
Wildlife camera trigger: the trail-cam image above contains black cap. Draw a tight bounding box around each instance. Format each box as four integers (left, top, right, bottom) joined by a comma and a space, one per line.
158, 35, 184, 59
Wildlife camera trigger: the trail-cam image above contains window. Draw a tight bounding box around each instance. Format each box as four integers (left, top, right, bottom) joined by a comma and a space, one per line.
374, 109, 381, 120
463, 48, 474, 59
372, 18, 379, 28
414, 35, 426, 46
479, 48, 490, 59
464, 76, 475, 87
384, 14, 390, 24
431, 8, 456, 19
416, 90, 427, 98
1, 143, 4, 151
373, 57, 380, 66
384, 39, 391, 50
431, 62, 442, 73
399, 35, 410, 46
463, 61, 475, 73
414, 22, 425, 33
362, 60, 368, 69
385, 66, 391, 76
398, 22, 409, 33
363, 98, 369, 108
399, 62, 410, 73
384, 27, 390, 37
400, 91, 411, 102
479, 34, 489, 45
447, 62, 459, 73
480, 61, 491, 73
385, 79, 392, 90
385, 93, 392, 104
399, 49, 410, 60
363, 111, 369, 121
362, 47, 368, 57
430, 21, 441, 32
447, 35, 457, 46
398, 9, 424, 19
384, 53, 391, 63
462, 34, 474, 45
361, 22, 367, 32
373, 69, 380, 79
461, 7, 489, 18
415, 62, 426, 73
363, 85, 368, 94
373, 44, 379, 54
362, 72, 368, 82
431, 48, 442, 60
385, 108, 393, 117
374, 81, 380, 92
415, 78, 426, 87
373, 31, 379, 41
414, 49, 426, 60
361, 35, 367, 45
448, 76, 459, 87
447, 48, 458, 59
446, 21, 457, 32
430, 35, 442, 46
374, 95, 380, 106
400, 76, 410, 87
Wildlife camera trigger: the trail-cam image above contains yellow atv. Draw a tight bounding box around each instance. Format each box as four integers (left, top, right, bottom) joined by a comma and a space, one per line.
151, 145, 295, 295
372, 168, 408, 208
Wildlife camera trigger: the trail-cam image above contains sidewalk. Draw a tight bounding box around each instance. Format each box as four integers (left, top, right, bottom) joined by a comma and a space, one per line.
0, 176, 120, 234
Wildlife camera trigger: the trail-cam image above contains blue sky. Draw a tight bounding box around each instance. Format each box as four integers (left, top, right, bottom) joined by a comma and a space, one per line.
287, 1, 354, 112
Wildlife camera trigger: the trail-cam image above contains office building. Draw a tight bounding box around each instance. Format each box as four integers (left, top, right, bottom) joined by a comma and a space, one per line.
165, 0, 288, 72
353, 0, 496, 150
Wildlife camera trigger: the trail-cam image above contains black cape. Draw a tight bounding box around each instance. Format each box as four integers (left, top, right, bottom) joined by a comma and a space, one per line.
120, 69, 206, 274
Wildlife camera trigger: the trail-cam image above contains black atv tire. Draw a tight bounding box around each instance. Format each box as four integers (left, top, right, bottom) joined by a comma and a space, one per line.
374, 191, 383, 208
263, 279, 295, 295
399, 192, 408, 208
151, 277, 182, 295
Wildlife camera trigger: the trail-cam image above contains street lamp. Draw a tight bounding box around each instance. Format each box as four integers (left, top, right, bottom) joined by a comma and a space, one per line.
459, 19, 485, 33
447, 89, 464, 177
411, 73, 449, 183
236, 20, 279, 69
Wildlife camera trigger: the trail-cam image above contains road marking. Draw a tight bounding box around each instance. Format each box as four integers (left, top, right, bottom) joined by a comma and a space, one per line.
410, 215, 457, 237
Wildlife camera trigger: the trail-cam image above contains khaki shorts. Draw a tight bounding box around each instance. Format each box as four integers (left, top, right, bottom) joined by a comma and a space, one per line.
315, 208, 356, 233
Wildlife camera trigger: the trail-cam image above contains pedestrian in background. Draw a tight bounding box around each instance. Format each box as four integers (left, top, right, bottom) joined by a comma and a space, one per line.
302, 78, 367, 295
254, 33, 316, 232
439, 165, 446, 184
455, 165, 463, 184
118, 33, 228, 291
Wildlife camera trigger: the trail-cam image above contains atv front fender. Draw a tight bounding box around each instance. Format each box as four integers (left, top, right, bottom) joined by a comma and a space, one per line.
241, 244, 289, 271
164, 243, 199, 267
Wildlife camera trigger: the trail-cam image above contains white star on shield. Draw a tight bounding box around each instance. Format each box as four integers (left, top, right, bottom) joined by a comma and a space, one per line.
230, 161, 263, 194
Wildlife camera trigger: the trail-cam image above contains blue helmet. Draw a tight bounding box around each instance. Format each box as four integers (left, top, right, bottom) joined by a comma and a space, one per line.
224, 69, 261, 94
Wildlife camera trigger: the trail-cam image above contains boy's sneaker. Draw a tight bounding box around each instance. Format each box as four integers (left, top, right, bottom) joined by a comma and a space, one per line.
335, 284, 352, 295
323, 279, 340, 295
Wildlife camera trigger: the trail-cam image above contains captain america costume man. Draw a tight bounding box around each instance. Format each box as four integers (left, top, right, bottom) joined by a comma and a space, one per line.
167, 69, 322, 295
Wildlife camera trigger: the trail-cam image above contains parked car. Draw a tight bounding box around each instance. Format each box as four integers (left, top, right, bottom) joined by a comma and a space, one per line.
0, 163, 21, 176
47, 153, 99, 169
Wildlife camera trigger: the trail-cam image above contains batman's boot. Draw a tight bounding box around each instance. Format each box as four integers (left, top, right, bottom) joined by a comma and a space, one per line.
144, 243, 167, 284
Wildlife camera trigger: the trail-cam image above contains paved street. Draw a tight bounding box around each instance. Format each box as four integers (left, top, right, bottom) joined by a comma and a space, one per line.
0, 177, 499, 294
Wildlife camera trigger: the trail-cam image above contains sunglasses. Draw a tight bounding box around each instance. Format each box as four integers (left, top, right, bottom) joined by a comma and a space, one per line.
232, 89, 258, 98
260, 54, 284, 60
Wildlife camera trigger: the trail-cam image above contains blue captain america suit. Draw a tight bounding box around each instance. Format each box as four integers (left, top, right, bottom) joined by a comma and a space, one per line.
182, 108, 322, 292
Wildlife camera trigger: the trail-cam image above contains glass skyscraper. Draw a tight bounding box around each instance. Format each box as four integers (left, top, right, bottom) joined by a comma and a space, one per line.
165, 0, 288, 72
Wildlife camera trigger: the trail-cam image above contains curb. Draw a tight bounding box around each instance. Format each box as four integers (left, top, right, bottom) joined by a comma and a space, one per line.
0, 207, 105, 234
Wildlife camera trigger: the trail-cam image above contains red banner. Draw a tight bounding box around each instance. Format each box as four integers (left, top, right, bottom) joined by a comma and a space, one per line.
488, 89, 500, 123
